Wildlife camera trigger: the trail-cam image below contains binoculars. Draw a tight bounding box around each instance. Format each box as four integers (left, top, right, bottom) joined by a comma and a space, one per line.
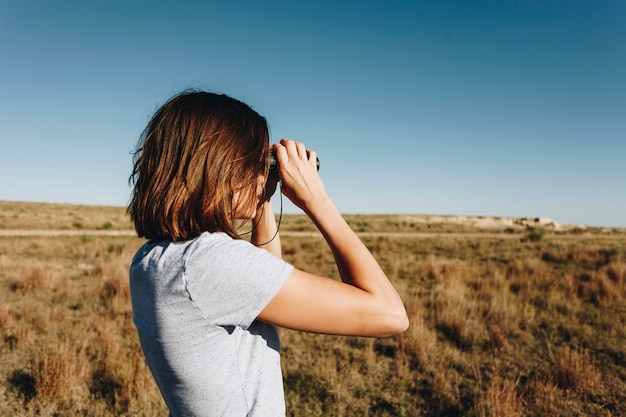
269, 150, 320, 171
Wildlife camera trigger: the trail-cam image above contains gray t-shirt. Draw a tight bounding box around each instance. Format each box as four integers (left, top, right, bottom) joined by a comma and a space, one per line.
129, 232, 293, 417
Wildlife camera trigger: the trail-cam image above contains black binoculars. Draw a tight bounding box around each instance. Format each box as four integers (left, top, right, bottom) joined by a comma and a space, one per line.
269, 150, 320, 171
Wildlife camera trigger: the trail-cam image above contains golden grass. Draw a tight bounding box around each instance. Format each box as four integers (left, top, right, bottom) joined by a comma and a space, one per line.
1, 202, 625, 416
0, 200, 133, 230
1, 234, 164, 416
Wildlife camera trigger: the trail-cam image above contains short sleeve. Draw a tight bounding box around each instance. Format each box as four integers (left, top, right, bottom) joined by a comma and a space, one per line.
182, 233, 293, 329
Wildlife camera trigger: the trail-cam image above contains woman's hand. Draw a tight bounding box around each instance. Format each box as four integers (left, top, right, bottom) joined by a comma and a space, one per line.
272, 139, 328, 214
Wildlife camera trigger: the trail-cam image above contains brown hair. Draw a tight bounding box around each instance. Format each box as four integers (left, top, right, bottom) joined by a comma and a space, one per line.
128, 90, 269, 241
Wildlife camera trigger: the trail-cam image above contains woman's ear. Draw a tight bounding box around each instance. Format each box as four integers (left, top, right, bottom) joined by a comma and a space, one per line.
258, 173, 279, 206
256, 175, 266, 195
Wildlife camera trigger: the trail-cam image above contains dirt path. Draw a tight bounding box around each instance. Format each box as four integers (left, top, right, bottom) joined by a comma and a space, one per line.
0, 229, 497, 238
0, 229, 138, 237
1, 229, 623, 240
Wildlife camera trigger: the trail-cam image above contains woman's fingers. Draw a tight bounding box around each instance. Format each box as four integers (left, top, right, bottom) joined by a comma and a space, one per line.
295, 141, 307, 159
273, 139, 325, 211
278, 138, 315, 165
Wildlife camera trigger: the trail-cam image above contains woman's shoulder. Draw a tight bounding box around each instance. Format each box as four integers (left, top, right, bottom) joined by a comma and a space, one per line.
133, 232, 238, 262
193, 231, 251, 248
186, 231, 259, 259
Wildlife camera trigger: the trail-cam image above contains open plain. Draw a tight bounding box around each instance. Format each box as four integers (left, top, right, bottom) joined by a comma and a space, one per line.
1, 201, 625, 416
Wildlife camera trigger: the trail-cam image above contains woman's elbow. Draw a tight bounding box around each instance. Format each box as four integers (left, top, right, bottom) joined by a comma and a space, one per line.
376, 307, 409, 337
392, 308, 410, 334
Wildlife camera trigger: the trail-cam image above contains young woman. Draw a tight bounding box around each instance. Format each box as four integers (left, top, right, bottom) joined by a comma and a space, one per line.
128, 90, 408, 416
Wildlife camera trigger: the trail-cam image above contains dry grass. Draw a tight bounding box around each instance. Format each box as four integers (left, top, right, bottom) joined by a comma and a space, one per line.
0, 235, 164, 416
0, 200, 133, 230
1, 202, 625, 416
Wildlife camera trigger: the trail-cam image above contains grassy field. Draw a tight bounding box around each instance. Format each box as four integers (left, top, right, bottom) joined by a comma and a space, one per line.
1, 201, 625, 416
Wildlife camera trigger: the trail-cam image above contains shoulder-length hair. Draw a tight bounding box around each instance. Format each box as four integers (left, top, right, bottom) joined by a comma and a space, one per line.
128, 90, 269, 241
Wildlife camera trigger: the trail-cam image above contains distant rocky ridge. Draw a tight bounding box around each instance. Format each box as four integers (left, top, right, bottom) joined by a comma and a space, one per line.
391, 215, 582, 231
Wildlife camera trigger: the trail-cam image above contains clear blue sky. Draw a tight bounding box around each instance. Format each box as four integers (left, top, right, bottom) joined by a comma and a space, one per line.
1, 1, 624, 227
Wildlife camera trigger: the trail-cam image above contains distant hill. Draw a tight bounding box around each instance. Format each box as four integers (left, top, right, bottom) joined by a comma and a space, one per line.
1, 200, 622, 235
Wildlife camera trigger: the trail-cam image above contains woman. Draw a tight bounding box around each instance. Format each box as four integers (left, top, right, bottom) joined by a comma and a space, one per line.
128, 90, 408, 416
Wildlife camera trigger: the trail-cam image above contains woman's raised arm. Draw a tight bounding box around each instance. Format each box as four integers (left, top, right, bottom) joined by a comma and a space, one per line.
257, 139, 409, 337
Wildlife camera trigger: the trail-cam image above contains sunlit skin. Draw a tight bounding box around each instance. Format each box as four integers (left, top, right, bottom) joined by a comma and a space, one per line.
233, 174, 267, 220
245, 138, 409, 337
